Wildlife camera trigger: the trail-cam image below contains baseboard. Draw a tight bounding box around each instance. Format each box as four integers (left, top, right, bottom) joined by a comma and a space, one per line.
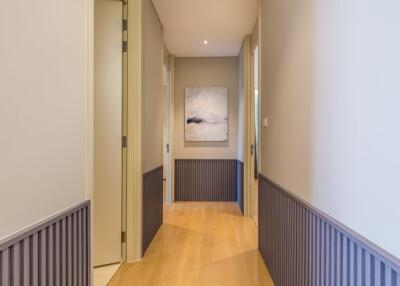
0, 200, 91, 285
258, 175, 400, 286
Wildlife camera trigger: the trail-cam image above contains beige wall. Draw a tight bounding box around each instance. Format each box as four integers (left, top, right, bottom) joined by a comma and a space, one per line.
260, 0, 400, 258
174, 57, 239, 159
0, 0, 88, 239
142, 0, 164, 173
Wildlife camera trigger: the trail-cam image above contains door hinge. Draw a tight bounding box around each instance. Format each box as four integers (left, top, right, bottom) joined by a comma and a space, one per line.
122, 19, 128, 31
121, 231, 127, 243
122, 136, 127, 148
122, 41, 128, 53
166, 144, 170, 153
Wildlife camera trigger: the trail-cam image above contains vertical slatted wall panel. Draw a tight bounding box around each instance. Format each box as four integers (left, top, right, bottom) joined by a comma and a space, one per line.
259, 175, 400, 286
175, 159, 237, 201
0, 201, 90, 286
142, 166, 163, 256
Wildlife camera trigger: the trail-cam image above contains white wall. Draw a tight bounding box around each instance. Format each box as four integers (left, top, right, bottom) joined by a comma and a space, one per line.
0, 0, 88, 240
260, 0, 400, 258
174, 57, 239, 159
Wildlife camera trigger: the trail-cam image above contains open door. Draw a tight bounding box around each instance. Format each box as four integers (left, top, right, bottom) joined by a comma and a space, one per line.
93, 0, 123, 266
163, 61, 174, 204
250, 45, 260, 225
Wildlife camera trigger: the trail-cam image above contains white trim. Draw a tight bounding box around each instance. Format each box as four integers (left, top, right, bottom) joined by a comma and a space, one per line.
121, 0, 129, 263
257, 0, 262, 178
169, 55, 176, 203
242, 36, 252, 218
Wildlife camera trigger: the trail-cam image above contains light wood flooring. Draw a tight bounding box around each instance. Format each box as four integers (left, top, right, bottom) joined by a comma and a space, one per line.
94, 263, 121, 286
109, 202, 274, 286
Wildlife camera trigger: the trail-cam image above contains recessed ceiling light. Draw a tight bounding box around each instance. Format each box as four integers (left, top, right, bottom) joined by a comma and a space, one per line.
203, 40, 208, 44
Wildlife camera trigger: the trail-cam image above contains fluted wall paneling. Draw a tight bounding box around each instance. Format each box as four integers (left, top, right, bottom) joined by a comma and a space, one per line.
259, 175, 400, 286
142, 166, 163, 256
175, 159, 237, 202
0, 201, 90, 286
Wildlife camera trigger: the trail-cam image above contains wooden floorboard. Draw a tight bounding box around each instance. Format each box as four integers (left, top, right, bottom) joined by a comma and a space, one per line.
109, 202, 274, 286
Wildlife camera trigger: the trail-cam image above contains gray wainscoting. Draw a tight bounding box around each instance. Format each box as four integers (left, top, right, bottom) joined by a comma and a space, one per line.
0, 201, 91, 286
259, 175, 400, 286
142, 166, 163, 256
175, 159, 237, 202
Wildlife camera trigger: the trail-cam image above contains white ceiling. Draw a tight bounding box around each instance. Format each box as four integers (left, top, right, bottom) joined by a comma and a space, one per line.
152, 0, 258, 57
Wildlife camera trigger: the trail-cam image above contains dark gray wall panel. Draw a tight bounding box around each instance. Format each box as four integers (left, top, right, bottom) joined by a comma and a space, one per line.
175, 159, 237, 201
0, 201, 90, 286
259, 175, 400, 286
236, 160, 244, 214
142, 166, 163, 256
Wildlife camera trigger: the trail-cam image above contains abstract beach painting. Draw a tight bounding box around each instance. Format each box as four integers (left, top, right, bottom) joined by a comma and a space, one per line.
185, 87, 228, 141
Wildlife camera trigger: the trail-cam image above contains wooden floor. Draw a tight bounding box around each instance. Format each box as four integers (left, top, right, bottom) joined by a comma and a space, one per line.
109, 202, 274, 286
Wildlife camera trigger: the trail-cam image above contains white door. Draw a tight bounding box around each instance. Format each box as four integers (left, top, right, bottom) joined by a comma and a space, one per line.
163, 65, 172, 203
250, 45, 260, 225
93, 0, 123, 266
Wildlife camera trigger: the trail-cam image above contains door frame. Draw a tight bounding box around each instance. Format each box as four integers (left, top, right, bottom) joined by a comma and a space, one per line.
243, 10, 262, 221
121, 0, 128, 262
126, 0, 143, 262
85, 0, 143, 276
169, 56, 175, 203
242, 35, 252, 218
162, 56, 175, 204
249, 43, 260, 225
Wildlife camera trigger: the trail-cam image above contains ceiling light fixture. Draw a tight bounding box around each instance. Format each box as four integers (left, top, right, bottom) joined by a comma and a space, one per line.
203, 40, 208, 44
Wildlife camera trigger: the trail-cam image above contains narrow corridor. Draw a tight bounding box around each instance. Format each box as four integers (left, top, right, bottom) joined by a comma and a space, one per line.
109, 203, 273, 286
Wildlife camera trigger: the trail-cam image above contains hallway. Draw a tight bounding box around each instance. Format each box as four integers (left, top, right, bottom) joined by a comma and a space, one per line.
109, 202, 273, 286
2, 1, 400, 285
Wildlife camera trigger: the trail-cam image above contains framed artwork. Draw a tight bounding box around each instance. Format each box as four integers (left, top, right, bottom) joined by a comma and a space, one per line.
185, 87, 228, 141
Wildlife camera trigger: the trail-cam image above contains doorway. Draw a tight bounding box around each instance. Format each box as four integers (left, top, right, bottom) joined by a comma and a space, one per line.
93, 0, 126, 283
250, 45, 260, 225
163, 59, 174, 204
